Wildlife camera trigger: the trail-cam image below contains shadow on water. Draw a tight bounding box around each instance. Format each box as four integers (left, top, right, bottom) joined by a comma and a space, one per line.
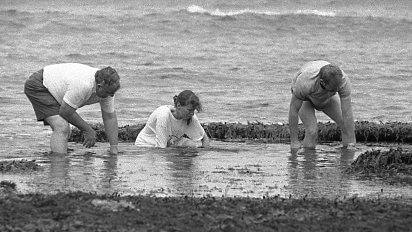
1, 141, 411, 198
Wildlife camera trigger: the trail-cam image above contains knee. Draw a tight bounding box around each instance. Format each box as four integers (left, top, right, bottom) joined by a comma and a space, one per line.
50, 120, 70, 136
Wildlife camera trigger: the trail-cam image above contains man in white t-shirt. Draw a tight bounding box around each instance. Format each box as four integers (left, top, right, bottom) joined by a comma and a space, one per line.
24, 63, 120, 155
288, 60, 356, 150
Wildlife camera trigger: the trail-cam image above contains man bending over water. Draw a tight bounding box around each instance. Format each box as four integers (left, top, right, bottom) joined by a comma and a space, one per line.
24, 63, 120, 155
288, 60, 356, 150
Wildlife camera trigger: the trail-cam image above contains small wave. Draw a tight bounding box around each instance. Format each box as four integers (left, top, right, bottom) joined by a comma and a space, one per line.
140, 61, 157, 66
294, 9, 336, 17
185, 5, 411, 21
1, 9, 18, 16
186, 5, 336, 17
1, 8, 62, 16
65, 53, 84, 59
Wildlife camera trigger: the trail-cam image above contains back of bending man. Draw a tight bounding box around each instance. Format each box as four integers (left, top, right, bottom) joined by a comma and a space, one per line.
288, 60, 356, 150
24, 63, 120, 155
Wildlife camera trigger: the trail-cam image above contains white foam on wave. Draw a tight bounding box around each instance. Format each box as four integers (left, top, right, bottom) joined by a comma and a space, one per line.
186, 5, 336, 17
294, 9, 336, 17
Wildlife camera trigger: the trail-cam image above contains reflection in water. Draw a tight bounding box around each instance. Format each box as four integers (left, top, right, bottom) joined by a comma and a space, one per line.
301, 149, 317, 180
339, 148, 356, 170
28, 151, 120, 194
4, 142, 411, 198
48, 154, 70, 190
100, 154, 118, 192
287, 147, 355, 198
80, 152, 98, 189
165, 152, 196, 196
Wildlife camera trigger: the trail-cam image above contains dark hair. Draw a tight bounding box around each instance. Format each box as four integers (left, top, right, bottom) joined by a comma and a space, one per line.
95, 66, 120, 92
319, 64, 343, 89
173, 90, 202, 112
173, 90, 202, 125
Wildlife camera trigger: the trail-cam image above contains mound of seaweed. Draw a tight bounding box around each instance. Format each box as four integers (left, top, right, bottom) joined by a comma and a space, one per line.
0, 159, 41, 172
69, 121, 412, 144
347, 148, 412, 183
0, 180, 16, 189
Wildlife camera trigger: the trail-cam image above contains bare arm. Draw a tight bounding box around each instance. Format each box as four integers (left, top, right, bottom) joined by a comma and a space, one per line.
288, 94, 303, 149
102, 110, 119, 154
59, 101, 96, 148
340, 95, 356, 147
201, 133, 210, 148
156, 124, 169, 148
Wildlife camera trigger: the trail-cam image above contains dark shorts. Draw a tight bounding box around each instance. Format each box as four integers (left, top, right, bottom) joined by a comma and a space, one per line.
24, 69, 60, 125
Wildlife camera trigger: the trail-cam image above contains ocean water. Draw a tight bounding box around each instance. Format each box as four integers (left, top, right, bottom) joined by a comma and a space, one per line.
1, 0, 411, 197
1, 0, 411, 127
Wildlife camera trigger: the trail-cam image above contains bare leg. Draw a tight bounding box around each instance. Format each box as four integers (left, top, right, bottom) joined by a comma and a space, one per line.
45, 115, 71, 155
321, 95, 349, 142
299, 101, 318, 149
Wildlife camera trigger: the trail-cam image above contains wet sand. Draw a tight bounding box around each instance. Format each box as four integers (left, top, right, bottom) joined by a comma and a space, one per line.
1, 141, 411, 199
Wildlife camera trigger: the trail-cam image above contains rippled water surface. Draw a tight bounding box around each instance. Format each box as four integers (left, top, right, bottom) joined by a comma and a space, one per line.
1, 0, 411, 199
2, 138, 411, 199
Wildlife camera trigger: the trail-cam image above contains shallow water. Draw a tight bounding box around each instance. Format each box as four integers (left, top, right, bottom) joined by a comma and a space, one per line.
1, 0, 411, 200
1, 140, 411, 199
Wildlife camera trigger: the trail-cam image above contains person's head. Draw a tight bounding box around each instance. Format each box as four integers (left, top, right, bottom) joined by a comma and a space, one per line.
173, 90, 202, 122
318, 64, 342, 92
95, 66, 120, 98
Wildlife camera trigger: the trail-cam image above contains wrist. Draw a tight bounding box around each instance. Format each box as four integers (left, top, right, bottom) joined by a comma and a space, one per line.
83, 126, 94, 133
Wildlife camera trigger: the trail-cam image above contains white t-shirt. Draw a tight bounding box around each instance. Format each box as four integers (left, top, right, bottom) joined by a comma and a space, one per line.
43, 63, 115, 112
291, 60, 351, 110
135, 105, 206, 148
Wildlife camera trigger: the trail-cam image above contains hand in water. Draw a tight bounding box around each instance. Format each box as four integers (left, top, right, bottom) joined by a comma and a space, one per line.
83, 129, 96, 148
201, 138, 210, 148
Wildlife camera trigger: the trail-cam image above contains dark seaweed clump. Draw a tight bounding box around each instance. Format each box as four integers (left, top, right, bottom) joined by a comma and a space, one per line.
347, 148, 412, 183
69, 123, 144, 143
0, 159, 41, 172
0, 180, 16, 190
69, 121, 412, 144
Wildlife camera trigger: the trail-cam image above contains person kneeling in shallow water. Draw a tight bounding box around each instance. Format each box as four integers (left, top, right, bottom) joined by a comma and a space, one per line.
24, 63, 120, 155
135, 90, 210, 148
288, 60, 356, 150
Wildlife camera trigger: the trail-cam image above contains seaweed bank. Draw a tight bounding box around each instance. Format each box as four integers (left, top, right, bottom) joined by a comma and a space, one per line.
69, 121, 412, 144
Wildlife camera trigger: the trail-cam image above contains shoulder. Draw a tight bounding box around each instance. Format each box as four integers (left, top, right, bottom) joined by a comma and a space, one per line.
155, 105, 172, 113
44, 63, 95, 71
152, 105, 173, 118
295, 60, 330, 83
292, 61, 330, 99
44, 63, 98, 82
300, 60, 330, 73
